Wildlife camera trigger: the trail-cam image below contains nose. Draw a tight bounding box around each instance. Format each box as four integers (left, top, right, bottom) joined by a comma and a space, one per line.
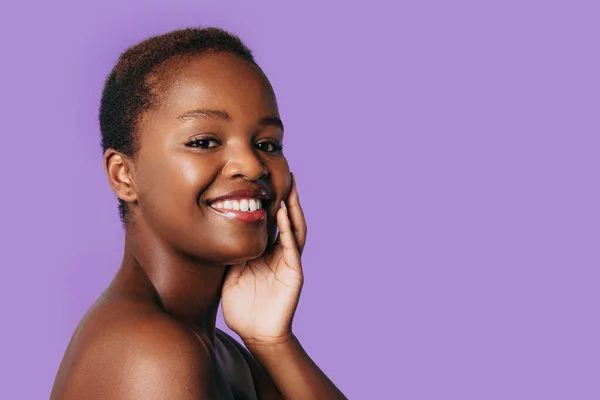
222, 143, 268, 181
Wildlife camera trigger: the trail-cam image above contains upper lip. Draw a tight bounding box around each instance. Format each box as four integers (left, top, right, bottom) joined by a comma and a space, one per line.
206, 188, 274, 204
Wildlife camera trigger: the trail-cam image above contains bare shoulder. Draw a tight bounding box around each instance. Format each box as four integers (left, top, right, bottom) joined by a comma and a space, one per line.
51, 303, 214, 400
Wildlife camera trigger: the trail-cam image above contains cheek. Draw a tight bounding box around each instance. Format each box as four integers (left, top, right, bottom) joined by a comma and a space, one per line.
264, 160, 289, 246
270, 159, 290, 196
175, 157, 215, 193
137, 154, 216, 211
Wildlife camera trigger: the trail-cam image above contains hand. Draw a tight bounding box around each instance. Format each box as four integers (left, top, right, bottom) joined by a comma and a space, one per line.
221, 173, 307, 345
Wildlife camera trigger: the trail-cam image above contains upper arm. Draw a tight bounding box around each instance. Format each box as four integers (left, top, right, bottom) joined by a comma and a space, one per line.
62, 317, 214, 399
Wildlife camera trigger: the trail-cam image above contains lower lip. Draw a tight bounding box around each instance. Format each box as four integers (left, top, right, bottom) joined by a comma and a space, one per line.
209, 206, 267, 223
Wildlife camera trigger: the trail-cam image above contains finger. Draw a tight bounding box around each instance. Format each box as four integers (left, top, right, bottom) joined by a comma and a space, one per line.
275, 206, 302, 272
285, 173, 307, 254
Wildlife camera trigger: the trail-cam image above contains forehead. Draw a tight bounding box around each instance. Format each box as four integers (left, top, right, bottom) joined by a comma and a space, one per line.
150, 52, 278, 120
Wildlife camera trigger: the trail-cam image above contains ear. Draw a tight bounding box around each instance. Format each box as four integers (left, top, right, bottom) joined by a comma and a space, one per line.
103, 149, 138, 203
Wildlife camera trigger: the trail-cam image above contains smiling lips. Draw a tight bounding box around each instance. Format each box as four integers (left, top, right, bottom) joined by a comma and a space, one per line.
206, 186, 273, 223
209, 198, 267, 222
212, 198, 263, 212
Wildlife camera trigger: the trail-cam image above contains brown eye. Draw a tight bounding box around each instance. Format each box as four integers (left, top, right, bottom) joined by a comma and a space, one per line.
256, 140, 283, 153
186, 137, 220, 149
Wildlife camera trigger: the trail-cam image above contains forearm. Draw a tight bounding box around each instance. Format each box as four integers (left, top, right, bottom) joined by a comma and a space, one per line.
244, 334, 347, 400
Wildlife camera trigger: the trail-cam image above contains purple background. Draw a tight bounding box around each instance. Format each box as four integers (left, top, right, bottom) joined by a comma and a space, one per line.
0, 0, 598, 398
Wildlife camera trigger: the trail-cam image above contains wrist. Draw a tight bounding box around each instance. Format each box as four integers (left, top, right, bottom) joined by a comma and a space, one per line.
243, 332, 306, 376
242, 331, 298, 350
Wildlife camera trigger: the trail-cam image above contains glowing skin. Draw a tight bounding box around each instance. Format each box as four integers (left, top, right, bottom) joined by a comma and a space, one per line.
51, 51, 346, 400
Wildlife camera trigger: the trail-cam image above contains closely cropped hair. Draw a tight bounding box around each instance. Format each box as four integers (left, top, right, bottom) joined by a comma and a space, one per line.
99, 27, 257, 225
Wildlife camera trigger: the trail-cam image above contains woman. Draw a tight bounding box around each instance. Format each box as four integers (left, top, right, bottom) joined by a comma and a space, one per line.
51, 27, 346, 399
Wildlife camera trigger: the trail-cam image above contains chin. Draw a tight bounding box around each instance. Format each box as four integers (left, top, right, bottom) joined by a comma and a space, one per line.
212, 236, 269, 265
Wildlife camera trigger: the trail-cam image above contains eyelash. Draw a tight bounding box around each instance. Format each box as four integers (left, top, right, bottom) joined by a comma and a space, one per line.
256, 140, 283, 153
186, 136, 283, 153
186, 137, 221, 149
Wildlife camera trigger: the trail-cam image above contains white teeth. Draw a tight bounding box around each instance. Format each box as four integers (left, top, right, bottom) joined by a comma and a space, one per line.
210, 198, 264, 212
249, 199, 257, 211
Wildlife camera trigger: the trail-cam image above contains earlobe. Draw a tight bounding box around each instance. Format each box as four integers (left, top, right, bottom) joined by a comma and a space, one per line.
103, 150, 138, 203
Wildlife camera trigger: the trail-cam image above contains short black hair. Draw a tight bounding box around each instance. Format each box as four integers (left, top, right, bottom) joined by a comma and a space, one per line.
99, 27, 257, 225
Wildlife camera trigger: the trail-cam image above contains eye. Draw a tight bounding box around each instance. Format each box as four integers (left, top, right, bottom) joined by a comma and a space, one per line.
256, 139, 283, 153
186, 136, 220, 149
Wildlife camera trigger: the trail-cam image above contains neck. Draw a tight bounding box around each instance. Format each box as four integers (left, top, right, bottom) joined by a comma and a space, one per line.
119, 221, 227, 343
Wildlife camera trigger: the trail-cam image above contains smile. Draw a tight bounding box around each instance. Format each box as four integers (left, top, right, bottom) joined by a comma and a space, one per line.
209, 198, 267, 223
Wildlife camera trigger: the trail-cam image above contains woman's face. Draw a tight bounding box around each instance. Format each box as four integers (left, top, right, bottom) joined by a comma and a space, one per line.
130, 52, 290, 265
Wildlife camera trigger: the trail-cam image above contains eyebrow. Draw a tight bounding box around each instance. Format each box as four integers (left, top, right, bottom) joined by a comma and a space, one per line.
177, 108, 231, 121
177, 108, 284, 131
258, 116, 284, 131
